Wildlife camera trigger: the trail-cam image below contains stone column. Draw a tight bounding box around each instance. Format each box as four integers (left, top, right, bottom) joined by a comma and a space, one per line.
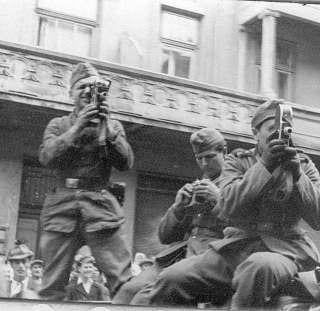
259, 10, 280, 98
237, 25, 248, 91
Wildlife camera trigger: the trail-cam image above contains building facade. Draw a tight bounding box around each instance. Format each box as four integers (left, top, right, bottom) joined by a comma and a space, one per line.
0, 0, 320, 259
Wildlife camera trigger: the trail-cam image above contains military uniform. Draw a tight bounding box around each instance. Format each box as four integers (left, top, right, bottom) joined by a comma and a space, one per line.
113, 178, 225, 305
146, 102, 320, 308
113, 128, 226, 305
39, 63, 134, 300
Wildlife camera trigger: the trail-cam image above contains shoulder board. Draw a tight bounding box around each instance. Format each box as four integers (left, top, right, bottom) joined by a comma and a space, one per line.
230, 148, 253, 158
297, 150, 310, 163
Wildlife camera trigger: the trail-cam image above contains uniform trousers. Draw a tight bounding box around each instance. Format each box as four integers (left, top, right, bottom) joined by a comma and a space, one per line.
39, 226, 131, 300
112, 263, 161, 304
138, 239, 299, 308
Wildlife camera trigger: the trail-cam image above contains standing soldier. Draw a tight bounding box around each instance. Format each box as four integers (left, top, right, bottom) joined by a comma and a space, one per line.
144, 99, 320, 309
38, 62, 134, 300
113, 128, 227, 305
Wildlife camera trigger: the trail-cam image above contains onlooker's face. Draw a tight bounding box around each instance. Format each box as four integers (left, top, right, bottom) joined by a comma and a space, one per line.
31, 264, 43, 279
252, 118, 276, 154
70, 76, 101, 111
10, 258, 30, 281
79, 262, 94, 280
196, 145, 225, 179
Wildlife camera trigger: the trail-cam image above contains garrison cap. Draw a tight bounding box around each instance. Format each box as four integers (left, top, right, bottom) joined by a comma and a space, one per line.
30, 259, 44, 267
251, 99, 293, 129
70, 62, 100, 89
7, 242, 34, 261
190, 128, 225, 157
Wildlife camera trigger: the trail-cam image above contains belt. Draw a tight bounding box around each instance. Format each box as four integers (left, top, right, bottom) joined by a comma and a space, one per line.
235, 222, 297, 233
65, 178, 108, 191
190, 227, 223, 238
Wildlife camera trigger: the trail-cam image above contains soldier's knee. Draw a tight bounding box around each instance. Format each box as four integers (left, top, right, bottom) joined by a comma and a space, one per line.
158, 264, 186, 286
245, 252, 275, 270
234, 252, 275, 285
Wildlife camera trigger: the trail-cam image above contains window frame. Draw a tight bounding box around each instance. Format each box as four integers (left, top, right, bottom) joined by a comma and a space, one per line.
35, 0, 100, 57
161, 45, 194, 78
255, 37, 296, 101
159, 6, 201, 79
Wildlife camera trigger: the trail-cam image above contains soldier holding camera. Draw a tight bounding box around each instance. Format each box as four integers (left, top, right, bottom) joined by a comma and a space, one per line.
144, 99, 320, 309
116, 128, 228, 305
38, 62, 134, 300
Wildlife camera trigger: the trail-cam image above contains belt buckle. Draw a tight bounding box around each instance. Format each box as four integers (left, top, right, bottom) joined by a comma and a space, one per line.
65, 178, 80, 189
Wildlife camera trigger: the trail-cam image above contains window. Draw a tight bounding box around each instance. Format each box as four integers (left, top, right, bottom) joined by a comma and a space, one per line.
36, 0, 98, 57
161, 48, 191, 78
160, 9, 200, 79
255, 39, 295, 100
275, 40, 295, 100
18, 158, 59, 255
161, 11, 199, 46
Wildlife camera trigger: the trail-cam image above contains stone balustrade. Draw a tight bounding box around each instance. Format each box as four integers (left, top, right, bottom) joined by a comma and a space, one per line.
0, 40, 320, 155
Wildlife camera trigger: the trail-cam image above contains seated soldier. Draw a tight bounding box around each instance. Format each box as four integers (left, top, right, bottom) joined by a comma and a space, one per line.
113, 128, 228, 305
140, 99, 320, 309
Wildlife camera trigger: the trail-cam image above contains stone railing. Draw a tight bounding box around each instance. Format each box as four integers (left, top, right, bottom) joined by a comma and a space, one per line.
0, 40, 320, 155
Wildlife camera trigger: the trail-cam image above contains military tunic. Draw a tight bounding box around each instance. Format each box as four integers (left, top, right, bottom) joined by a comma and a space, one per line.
113, 178, 225, 305
146, 148, 320, 308
38, 112, 134, 300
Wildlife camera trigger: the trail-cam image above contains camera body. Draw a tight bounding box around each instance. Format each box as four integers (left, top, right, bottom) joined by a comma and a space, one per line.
89, 80, 112, 113
273, 103, 293, 145
190, 179, 206, 205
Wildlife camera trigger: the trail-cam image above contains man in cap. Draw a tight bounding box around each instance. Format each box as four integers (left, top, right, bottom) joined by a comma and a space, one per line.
38, 62, 134, 300
145, 99, 320, 309
29, 260, 44, 293
113, 128, 228, 305
0, 242, 39, 298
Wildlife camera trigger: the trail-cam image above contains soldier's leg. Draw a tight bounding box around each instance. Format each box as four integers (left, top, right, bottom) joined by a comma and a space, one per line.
146, 247, 233, 306
112, 263, 161, 305
85, 226, 132, 297
39, 230, 83, 300
231, 251, 298, 309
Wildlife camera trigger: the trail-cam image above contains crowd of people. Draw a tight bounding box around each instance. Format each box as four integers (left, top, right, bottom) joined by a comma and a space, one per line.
0, 61, 320, 310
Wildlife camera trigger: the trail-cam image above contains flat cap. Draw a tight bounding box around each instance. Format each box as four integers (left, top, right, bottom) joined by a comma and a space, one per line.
190, 128, 225, 157
70, 62, 100, 89
7, 242, 34, 261
30, 259, 45, 267
251, 99, 293, 129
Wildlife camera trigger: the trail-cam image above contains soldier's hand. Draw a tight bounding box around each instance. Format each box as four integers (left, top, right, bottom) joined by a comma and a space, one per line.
174, 184, 193, 207
73, 103, 99, 131
261, 138, 287, 172
173, 184, 193, 219
282, 146, 302, 181
98, 101, 110, 121
192, 179, 220, 206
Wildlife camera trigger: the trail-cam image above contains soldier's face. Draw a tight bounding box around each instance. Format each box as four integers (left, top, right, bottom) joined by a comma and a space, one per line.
70, 76, 101, 111
252, 118, 276, 153
196, 145, 225, 179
